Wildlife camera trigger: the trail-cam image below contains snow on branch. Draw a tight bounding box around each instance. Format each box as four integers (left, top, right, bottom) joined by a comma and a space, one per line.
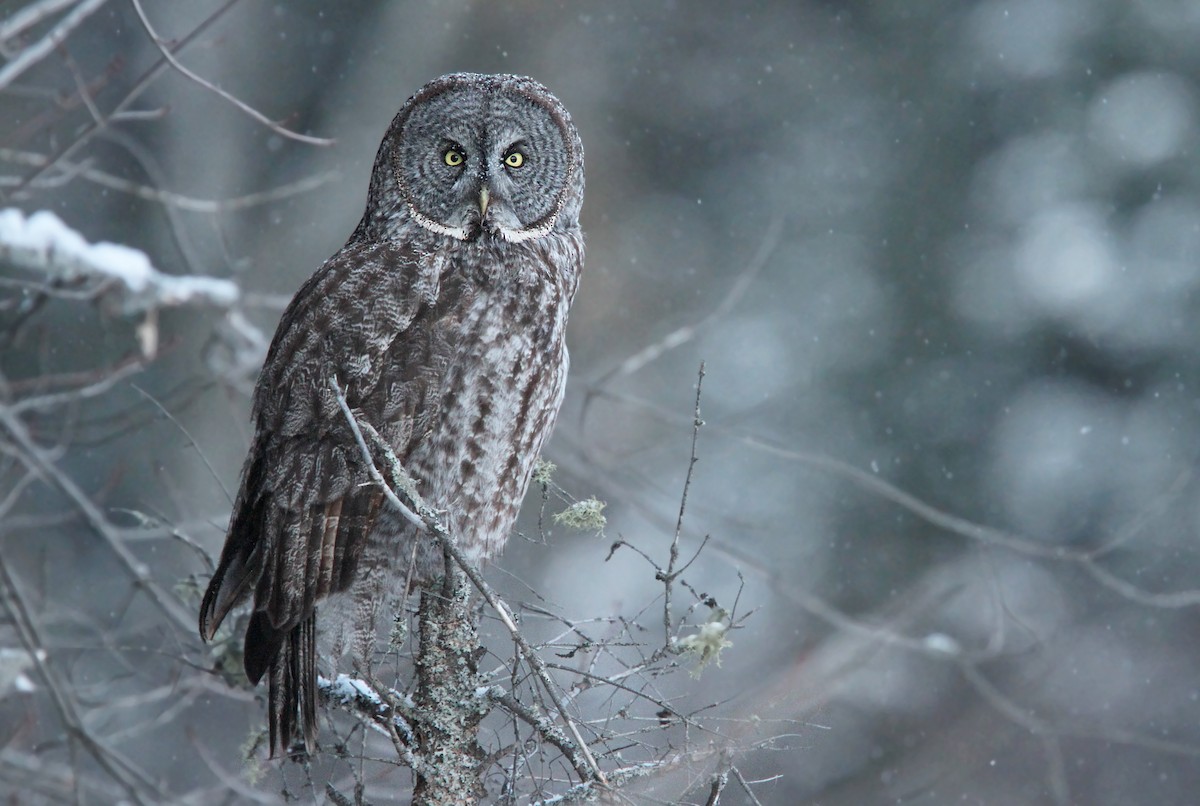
0, 207, 239, 314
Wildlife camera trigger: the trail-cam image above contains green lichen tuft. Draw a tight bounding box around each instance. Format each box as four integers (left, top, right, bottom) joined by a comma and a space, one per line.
553, 497, 607, 532
674, 608, 733, 677
532, 458, 557, 486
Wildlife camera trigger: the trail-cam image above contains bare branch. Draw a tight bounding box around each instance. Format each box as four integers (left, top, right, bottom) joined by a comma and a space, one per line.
662, 362, 706, 643
958, 660, 1200, 758
591, 386, 1200, 609
486, 686, 594, 781
0, 748, 128, 804
6, 0, 242, 197
0, 0, 110, 93
730, 766, 767, 806
0, 551, 164, 803
0, 0, 82, 44
127, 0, 334, 147
589, 215, 782, 386
0, 147, 338, 211
7, 353, 147, 414
703, 767, 728, 806
0, 394, 194, 629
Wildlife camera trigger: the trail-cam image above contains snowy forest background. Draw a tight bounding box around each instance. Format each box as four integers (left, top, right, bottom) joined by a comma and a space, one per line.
3, 1, 1200, 803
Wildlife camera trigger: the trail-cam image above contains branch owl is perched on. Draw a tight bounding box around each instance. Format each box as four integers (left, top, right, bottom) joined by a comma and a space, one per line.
198, 73, 584, 756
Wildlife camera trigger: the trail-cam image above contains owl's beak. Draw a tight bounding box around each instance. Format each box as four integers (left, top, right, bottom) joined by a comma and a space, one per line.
478, 187, 490, 217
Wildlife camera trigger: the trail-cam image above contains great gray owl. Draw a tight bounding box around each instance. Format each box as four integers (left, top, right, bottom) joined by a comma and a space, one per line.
198, 73, 584, 757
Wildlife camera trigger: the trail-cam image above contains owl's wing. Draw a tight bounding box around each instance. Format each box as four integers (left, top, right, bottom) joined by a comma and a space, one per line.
198, 239, 449, 687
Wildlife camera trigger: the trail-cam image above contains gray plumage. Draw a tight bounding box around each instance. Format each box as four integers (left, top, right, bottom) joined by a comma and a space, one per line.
198, 73, 584, 757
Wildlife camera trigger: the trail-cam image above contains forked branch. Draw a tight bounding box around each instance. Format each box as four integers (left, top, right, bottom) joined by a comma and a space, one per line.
327, 376, 608, 790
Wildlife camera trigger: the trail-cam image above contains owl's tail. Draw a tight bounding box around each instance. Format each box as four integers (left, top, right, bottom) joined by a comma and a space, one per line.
246, 611, 318, 757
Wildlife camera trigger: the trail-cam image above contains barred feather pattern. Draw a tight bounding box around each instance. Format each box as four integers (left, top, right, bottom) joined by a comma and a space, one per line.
199, 73, 584, 757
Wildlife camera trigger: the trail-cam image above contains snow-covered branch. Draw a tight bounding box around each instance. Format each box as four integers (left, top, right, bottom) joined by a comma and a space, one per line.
0, 207, 239, 315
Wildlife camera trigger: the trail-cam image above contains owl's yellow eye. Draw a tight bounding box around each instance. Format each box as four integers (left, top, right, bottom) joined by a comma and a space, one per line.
504, 151, 525, 168
443, 148, 465, 167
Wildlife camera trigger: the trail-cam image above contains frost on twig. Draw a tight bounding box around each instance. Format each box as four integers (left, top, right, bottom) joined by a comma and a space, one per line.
0, 207, 239, 315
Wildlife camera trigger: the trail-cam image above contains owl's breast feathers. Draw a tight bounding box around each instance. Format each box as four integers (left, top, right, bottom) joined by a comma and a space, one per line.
198, 231, 582, 685
409, 231, 583, 566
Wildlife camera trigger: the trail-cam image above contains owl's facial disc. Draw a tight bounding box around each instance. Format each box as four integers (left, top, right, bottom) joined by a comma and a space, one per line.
392, 81, 575, 243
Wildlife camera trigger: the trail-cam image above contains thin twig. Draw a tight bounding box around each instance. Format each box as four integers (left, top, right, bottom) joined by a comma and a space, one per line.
127, 0, 333, 147
543, 663, 694, 724
0, 553, 163, 803
0, 147, 337, 211
958, 660, 1200, 757
9, 354, 147, 414
7, 0, 241, 198
587, 385, 1200, 609
60, 39, 107, 128
130, 383, 232, 503
589, 216, 781, 387
0, 748, 128, 804
486, 687, 593, 782
662, 362, 706, 644
0, 402, 194, 628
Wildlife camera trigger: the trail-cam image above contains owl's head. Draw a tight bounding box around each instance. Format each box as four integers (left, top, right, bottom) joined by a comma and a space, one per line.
364, 73, 584, 245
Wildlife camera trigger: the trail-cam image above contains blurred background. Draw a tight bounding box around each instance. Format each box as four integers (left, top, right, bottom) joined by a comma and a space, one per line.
3, 0, 1200, 803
